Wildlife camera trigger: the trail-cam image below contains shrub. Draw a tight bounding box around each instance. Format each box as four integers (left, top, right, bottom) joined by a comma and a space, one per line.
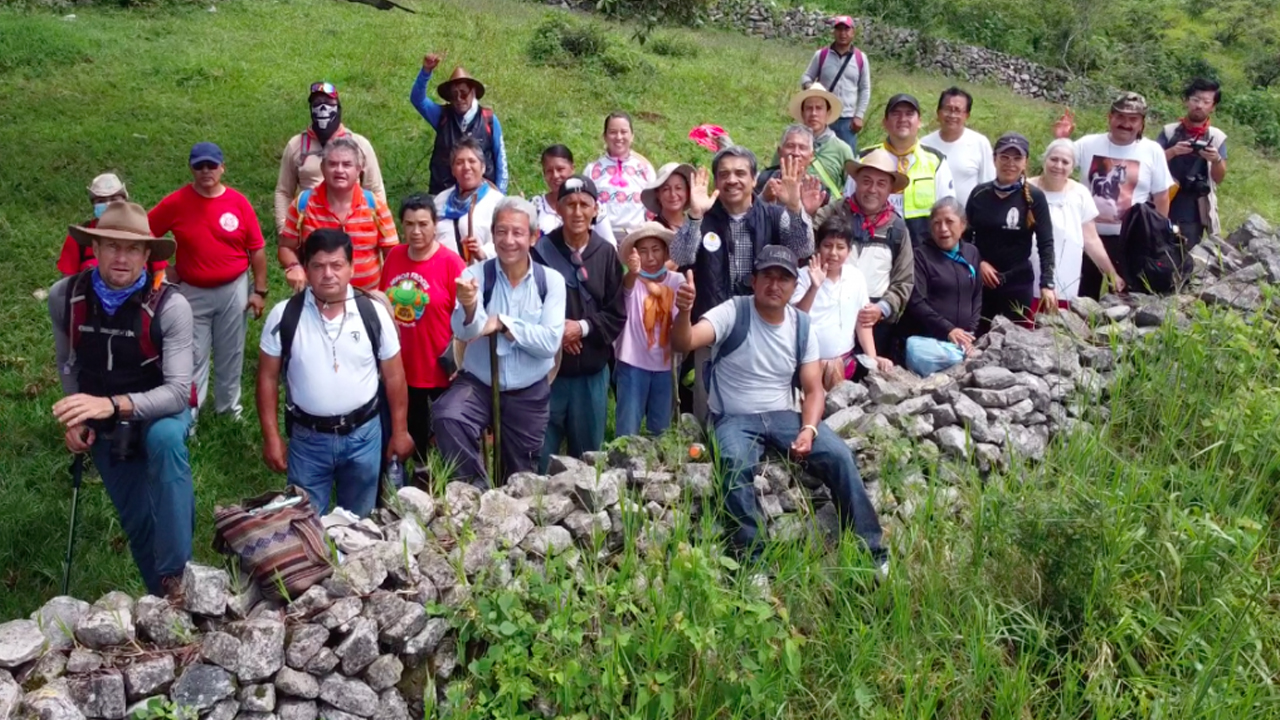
596, 0, 716, 43
526, 12, 653, 77
1222, 89, 1280, 150
643, 33, 700, 58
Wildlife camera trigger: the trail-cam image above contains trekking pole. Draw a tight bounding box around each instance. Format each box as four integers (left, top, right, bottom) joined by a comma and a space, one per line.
489, 334, 503, 483
61, 454, 86, 596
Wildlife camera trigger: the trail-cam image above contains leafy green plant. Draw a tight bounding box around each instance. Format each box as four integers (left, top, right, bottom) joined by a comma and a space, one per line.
129, 698, 196, 720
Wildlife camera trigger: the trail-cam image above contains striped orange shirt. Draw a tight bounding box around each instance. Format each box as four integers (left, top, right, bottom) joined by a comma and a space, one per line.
282, 182, 399, 290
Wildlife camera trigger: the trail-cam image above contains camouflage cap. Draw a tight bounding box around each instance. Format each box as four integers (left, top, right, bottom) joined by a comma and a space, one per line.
1110, 91, 1148, 117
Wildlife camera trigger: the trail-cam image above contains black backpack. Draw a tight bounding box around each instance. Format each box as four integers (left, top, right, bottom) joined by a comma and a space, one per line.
1121, 201, 1192, 295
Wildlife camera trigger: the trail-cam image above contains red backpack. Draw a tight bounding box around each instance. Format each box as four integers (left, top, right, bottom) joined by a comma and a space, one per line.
817, 46, 865, 87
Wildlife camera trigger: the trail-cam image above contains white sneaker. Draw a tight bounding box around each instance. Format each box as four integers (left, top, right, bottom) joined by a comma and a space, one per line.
875, 558, 890, 583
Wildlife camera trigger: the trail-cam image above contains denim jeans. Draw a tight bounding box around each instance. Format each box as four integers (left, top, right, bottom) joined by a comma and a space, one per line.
713, 410, 884, 561
614, 361, 674, 438
288, 417, 381, 517
831, 118, 859, 154
540, 366, 610, 472
90, 408, 195, 597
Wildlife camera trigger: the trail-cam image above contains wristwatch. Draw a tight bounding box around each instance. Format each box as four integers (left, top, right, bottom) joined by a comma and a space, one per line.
109, 395, 120, 420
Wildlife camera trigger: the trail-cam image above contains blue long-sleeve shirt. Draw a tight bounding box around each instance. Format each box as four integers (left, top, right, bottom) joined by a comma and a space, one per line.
410, 69, 509, 193
452, 260, 565, 391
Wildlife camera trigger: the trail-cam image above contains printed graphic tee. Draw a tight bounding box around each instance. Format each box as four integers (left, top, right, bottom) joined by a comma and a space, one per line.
379, 243, 467, 388
1074, 134, 1174, 236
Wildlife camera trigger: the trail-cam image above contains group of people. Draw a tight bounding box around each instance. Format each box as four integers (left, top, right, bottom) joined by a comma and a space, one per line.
48, 17, 1231, 595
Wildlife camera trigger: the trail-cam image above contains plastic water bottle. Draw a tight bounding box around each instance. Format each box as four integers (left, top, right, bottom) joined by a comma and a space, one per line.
386, 457, 405, 490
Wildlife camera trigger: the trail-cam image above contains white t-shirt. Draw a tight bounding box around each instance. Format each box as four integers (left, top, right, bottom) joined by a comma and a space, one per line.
1074, 134, 1174, 235
531, 194, 618, 245
702, 300, 819, 417
1032, 180, 1098, 301
790, 268, 870, 359
922, 128, 995, 206
434, 187, 505, 261
260, 289, 400, 417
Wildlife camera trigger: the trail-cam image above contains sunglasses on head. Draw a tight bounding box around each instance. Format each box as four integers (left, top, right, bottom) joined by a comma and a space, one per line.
192, 161, 220, 171
309, 82, 337, 96
569, 249, 589, 283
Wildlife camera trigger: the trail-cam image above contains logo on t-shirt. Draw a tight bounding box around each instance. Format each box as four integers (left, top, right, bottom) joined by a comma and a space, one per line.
1005, 208, 1021, 229
1088, 157, 1139, 226
219, 212, 240, 232
387, 276, 429, 325
702, 232, 722, 253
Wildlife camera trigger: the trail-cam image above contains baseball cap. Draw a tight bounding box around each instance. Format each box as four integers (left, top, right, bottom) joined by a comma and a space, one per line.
309, 81, 339, 101
884, 93, 921, 116
189, 142, 224, 167
557, 175, 598, 203
1111, 91, 1148, 117
830, 15, 854, 27
993, 132, 1030, 157
88, 173, 126, 198
754, 245, 799, 278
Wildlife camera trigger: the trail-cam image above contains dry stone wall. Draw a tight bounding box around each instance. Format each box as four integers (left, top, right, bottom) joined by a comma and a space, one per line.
1, 217, 1278, 720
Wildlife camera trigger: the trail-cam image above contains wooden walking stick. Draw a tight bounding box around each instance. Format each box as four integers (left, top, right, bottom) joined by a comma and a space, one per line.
489, 333, 503, 483
463, 195, 476, 264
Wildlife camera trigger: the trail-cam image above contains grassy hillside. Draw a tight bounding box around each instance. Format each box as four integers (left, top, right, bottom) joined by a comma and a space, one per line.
0, 2, 1277, 716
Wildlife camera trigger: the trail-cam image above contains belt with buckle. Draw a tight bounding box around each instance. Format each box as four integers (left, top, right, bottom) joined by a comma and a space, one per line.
288, 395, 379, 435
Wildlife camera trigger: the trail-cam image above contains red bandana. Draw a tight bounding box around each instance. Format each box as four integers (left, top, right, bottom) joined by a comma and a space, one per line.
846, 197, 893, 235
1180, 117, 1210, 140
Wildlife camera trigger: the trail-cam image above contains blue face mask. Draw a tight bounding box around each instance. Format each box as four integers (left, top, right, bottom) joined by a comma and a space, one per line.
638, 267, 668, 280
93, 203, 109, 219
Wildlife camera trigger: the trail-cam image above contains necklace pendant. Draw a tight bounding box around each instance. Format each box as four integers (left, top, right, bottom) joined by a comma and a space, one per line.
333, 360, 340, 372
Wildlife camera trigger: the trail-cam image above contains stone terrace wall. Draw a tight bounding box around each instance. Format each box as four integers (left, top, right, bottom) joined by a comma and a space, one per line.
1, 218, 1278, 720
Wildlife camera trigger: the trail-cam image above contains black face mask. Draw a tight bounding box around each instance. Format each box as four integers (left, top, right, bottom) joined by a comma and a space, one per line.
310, 102, 342, 144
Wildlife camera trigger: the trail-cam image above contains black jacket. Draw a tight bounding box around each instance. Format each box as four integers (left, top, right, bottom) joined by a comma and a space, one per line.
687, 199, 782, 321
427, 107, 498, 195
904, 241, 983, 339
532, 229, 626, 377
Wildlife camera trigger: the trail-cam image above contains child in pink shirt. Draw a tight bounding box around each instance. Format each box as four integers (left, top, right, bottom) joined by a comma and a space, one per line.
614, 223, 684, 437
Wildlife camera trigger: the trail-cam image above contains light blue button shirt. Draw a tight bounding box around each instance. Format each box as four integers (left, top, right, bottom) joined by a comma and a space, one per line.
452, 260, 566, 391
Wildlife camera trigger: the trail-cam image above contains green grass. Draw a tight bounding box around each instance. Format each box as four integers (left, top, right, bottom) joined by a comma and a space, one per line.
0, 1, 1278, 715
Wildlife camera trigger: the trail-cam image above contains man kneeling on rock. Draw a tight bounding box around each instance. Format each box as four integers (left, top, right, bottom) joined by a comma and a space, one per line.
50, 202, 195, 598
672, 245, 887, 576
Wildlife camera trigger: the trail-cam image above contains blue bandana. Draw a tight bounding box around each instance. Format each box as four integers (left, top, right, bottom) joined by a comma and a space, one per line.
441, 183, 490, 221
91, 268, 147, 316
993, 176, 1024, 194
942, 246, 976, 279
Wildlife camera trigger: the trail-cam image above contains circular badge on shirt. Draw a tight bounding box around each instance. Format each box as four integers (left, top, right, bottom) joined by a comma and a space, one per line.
219, 212, 240, 232
702, 232, 722, 253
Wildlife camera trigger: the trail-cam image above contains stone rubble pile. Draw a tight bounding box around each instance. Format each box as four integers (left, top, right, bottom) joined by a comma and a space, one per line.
1, 218, 1276, 720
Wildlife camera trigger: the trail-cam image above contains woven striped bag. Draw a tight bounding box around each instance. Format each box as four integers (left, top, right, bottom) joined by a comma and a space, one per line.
213, 486, 333, 601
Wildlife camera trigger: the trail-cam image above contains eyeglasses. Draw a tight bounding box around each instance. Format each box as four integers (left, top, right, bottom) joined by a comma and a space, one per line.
192, 161, 220, 171
569, 249, 589, 283
309, 82, 337, 96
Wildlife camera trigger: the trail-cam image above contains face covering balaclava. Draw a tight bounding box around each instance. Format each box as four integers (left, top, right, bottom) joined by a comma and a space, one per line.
310, 101, 342, 144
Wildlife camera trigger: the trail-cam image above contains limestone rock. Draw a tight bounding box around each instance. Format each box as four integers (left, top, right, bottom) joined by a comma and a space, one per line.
378, 605, 425, 650
205, 699, 237, 720
394, 487, 436, 526
362, 655, 402, 692
822, 406, 865, 436
401, 619, 449, 663
519, 526, 573, 558
640, 483, 681, 506
277, 699, 317, 720
334, 618, 379, 676
284, 625, 328, 670
930, 403, 957, 427
199, 632, 240, 671
65, 673, 125, 719
1200, 281, 1263, 313
182, 564, 229, 617
962, 385, 1030, 409
524, 493, 575, 525
431, 636, 458, 680
19, 683, 85, 720
314, 597, 362, 631
31, 598, 90, 653
328, 549, 388, 597
72, 607, 134, 651
676, 464, 714, 498
437, 482, 481, 529
170, 664, 234, 712
824, 381, 868, 414
561, 510, 611, 541
239, 685, 276, 713
503, 472, 548, 499
318, 675, 378, 718
134, 596, 195, 650
970, 366, 1017, 389
933, 425, 971, 459
272, 668, 319, 700
571, 470, 620, 512
120, 656, 173, 703
233, 618, 286, 683
65, 650, 101, 675
0, 620, 46, 669
474, 491, 534, 548
301, 649, 338, 676
372, 689, 408, 720
864, 375, 909, 405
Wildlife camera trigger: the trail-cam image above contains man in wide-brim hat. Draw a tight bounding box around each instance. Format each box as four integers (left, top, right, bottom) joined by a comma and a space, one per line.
49, 201, 197, 600
411, 52, 509, 195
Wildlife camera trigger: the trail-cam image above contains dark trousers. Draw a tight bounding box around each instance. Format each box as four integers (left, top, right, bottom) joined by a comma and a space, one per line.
90, 409, 195, 597
540, 366, 610, 472
1080, 234, 1126, 300
713, 410, 884, 562
432, 373, 550, 488
407, 385, 446, 463
1177, 219, 1205, 247
905, 216, 931, 247
980, 265, 1035, 333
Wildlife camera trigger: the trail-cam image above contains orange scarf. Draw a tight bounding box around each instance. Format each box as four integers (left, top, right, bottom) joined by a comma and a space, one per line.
640, 278, 675, 363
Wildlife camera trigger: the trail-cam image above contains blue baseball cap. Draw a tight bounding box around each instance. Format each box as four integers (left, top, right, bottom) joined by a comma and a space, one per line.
189, 142, 224, 167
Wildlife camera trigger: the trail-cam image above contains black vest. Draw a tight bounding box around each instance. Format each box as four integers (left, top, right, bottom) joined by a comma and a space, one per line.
428, 107, 498, 195
72, 276, 165, 398
689, 199, 779, 321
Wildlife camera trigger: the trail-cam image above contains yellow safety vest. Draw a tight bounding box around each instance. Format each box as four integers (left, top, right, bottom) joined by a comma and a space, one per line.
868, 143, 943, 219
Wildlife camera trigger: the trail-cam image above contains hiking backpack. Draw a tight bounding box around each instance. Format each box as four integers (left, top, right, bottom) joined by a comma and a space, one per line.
66, 271, 198, 407
703, 296, 811, 411
481, 258, 549, 308
1120, 201, 1192, 294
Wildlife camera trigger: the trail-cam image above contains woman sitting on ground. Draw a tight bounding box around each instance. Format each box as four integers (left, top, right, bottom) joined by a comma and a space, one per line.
433, 137, 505, 264
642, 162, 694, 231
902, 198, 982, 375
965, 132, 1056, 331
533, 144, 617, 244
1029, 138, 1125, 306
792, 216, 890, 389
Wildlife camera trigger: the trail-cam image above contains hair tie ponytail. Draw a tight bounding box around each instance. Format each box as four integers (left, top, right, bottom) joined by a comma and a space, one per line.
1022, 175, 1036, 230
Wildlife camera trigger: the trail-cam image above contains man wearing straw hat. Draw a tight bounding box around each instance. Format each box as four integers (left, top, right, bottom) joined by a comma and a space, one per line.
48, 201, 196, 599
411, 52, 509, 195
800, 15, 871, 152
787, 83, 854, 198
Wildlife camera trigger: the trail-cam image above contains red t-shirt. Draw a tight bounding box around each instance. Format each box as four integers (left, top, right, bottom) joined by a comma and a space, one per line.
148, 185, 265, 288
379, 243, 467, 389
57, 219, 169, 276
